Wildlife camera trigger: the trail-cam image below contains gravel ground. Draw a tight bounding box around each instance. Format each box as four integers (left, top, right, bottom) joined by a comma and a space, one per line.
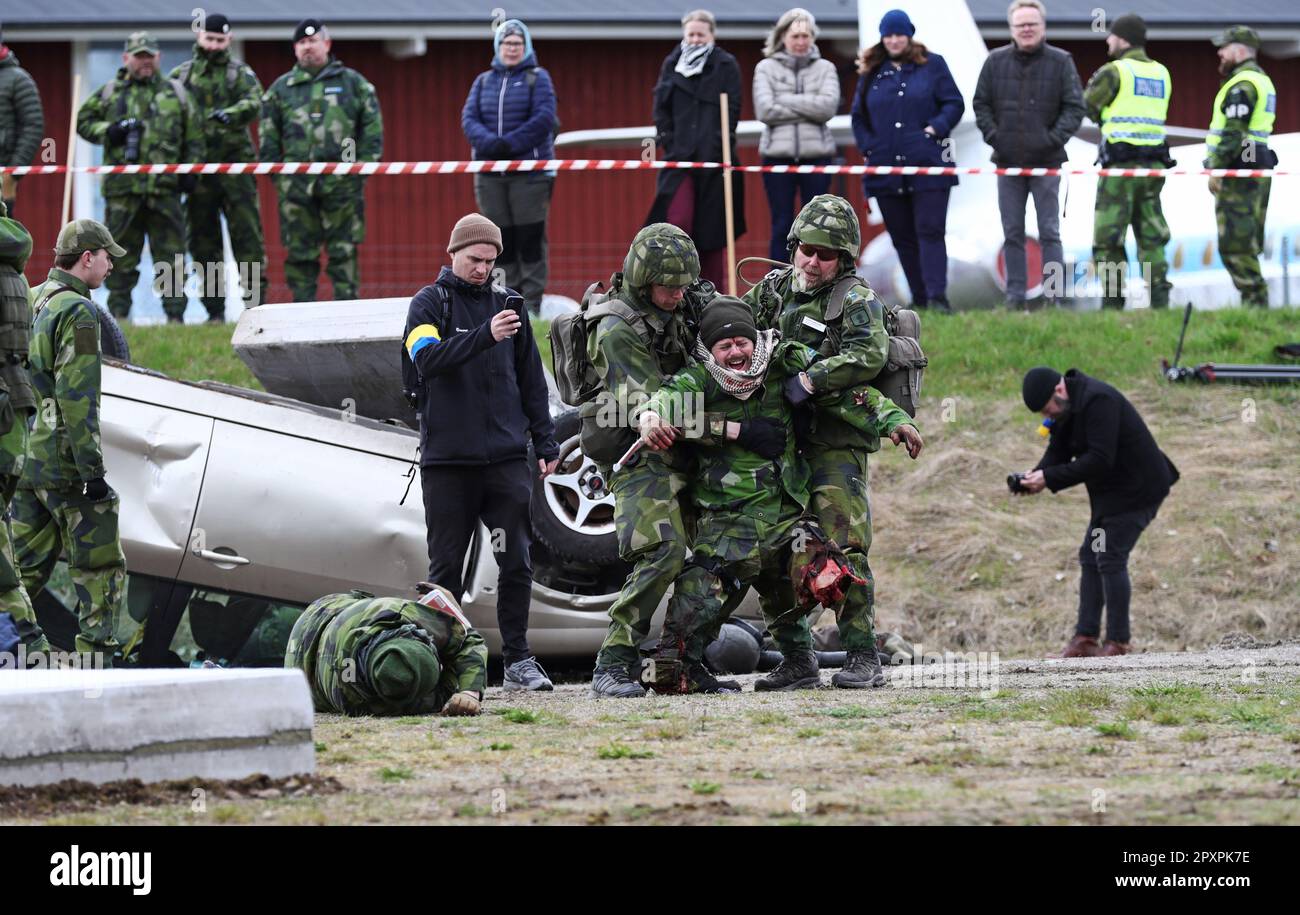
8, 645, 1299, 825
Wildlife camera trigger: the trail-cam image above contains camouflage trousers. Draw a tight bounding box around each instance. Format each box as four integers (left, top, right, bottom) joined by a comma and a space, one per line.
103, 193, 188, 320
1092, 172, 1171, 310
12, 483, 125, 660
1215, 177, 1271, 307
660, 504, 812, 664
276, 176, 366, 302
806, 447, 877, 652
0, 460, 46, 652
186, 174, 269, 318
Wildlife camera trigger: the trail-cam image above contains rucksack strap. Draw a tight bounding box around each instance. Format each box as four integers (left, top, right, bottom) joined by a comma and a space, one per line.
824, 274, 861, 324
585, 297, 654, 349
32, 284, 77, 317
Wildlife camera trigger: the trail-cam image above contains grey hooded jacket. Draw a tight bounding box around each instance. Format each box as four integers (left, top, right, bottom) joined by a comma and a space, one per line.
753, 48, 839, 160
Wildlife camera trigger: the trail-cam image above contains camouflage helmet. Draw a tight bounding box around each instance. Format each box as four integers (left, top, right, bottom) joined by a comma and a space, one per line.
366, 627, 441, 703
622, 223, 700, 289
786, 194, 861, 262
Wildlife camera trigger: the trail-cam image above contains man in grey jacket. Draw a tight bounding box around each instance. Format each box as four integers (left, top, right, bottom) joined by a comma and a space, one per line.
0, 37, 45, 218
973, 0, 1084, 309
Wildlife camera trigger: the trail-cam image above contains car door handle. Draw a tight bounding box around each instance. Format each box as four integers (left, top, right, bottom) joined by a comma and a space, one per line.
194, 548, 251, 566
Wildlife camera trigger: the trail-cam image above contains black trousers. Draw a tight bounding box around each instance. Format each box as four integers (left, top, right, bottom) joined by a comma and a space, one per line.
1075, 501, 1160, 644
421, 459, 534, 665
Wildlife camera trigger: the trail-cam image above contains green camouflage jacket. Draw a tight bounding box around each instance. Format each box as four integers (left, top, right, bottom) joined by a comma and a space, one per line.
76, 69, 204, 198
168, 45, 262, 162
23, 268, 105, 487
0, 206, 34, 420
284, 589, 488, 717
743, 267, 889, 450
259, 57, 383, 197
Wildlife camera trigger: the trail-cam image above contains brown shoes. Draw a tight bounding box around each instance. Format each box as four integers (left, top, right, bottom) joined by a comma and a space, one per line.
1101, 640, 1131, 656
1056, 635, 1102, 658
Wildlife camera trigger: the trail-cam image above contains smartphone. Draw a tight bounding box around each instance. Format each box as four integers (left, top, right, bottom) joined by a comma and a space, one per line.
503, 294, 525, 319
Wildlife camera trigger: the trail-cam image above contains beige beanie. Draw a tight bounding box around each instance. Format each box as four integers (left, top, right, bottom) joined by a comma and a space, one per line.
447, 213, 503, 255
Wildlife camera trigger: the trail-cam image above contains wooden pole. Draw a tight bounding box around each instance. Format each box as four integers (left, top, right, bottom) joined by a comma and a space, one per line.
61, 74, 82, 226
718, 91, 737, 296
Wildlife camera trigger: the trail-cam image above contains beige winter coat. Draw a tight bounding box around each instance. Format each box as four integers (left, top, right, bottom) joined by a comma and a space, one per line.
753, 48, 840, 160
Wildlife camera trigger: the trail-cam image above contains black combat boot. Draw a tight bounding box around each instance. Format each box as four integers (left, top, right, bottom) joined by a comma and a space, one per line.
831, 649, 887, 688
754, 649, 821, 691
685, 663, 741, 694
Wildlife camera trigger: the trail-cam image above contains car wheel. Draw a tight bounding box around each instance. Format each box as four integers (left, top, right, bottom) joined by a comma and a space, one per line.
531, 411, 620, 566
97, 305, 131, 362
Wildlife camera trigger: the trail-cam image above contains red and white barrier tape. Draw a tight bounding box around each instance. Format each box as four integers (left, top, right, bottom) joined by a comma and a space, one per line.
0, 159, 1288, 177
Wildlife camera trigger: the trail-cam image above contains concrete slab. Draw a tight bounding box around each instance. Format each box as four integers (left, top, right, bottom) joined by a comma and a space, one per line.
0, 668, 315, 787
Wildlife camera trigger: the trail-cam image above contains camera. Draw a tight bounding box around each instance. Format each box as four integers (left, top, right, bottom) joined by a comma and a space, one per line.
1006, 472, 1027, 494
124, 123, 143, 164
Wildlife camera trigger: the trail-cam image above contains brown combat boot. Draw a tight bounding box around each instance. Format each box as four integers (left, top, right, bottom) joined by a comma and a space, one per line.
1056, 635, 1102, 658
1101, 640, 1131, 657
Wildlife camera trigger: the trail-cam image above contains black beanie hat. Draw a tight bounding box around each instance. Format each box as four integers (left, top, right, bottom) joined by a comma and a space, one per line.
1109, 13, 1146, 47
700, 297, 758, 348
1022, 366, 1062, 411
294, 19, 325, 43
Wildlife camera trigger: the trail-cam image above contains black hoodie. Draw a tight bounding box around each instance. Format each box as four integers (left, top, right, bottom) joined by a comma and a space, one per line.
403, 266, 557, 466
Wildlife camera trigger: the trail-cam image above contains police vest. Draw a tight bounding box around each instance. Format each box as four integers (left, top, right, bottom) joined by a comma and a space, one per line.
1100, 57, 1171, 147
1208, 67, 1277, 153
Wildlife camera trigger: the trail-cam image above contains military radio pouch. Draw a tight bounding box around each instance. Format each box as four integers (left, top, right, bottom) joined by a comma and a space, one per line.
824, 275, 927, 418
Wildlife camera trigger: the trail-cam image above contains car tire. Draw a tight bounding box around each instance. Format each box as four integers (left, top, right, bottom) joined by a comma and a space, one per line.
97, 305, 131, 362
531, 410, 621, 566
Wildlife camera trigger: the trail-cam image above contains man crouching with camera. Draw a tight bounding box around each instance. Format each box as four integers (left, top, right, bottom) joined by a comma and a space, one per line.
1013, 367, 1178, 658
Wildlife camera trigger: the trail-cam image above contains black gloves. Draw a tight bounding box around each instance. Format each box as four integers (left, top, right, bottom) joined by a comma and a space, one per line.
784, 374, 813, 407
82, 477, 111, 501
208, 109, 232, 125
735, 417, 786, 460
482, 138, 511, 159
178, 174, 198, 193
105, 118, 141, 146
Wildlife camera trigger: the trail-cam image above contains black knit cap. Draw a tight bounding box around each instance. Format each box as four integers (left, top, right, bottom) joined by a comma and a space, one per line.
1109, 13, 1146, 47
700, 296, 757, 348
1022, 366, 1062, 411
294, 18, 324, 42
203, 13, 232, 34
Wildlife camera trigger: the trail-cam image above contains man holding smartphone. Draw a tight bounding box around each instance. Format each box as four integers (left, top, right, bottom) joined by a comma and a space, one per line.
402, 213, 559, 690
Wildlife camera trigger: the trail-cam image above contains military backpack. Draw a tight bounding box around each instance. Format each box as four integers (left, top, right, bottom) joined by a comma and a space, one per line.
822, 274, 927, 418
548, 274, 656, 408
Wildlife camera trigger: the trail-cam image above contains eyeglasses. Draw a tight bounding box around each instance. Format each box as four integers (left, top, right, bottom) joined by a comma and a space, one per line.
797, 243, 840, 262
500, 39, 525, 48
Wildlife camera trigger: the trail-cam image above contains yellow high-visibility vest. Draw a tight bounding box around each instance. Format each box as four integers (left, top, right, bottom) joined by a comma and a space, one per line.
1207, 66, 1277, 153
1100, 57, 1171, 147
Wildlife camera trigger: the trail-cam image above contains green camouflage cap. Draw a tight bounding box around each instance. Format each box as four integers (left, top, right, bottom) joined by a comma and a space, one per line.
787, 194, 862, 262
1212, 26, 1260, 49
124, 31, 161, 55
54, 219, 127, 258
623, 223, 700, 289
367, 635, 440, 703
0, 204, 33, 272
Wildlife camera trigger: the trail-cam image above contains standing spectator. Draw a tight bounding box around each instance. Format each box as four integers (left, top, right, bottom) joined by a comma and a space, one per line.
402, 213, 559, 691
260, 19, 383, 303
973, 0, 1084, 309
754, 8, 839, 264
646, 10, 746, 289
77, 31, 203, 322
461, 19, 558, 316
0, 36, 44, 219
852, 9, 964, 312
170, 13, 268, 322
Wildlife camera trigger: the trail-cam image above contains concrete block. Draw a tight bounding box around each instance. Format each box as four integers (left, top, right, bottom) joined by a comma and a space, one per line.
0, 668, 315, 787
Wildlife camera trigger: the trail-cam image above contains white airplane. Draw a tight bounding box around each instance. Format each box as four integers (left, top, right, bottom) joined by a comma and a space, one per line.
554, 0, 1298, 310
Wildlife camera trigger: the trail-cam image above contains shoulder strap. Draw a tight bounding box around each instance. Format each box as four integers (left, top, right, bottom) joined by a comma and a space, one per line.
169, 77, 191, 111
176, 59, 195, 87
824, 274, 862, 324
227, 59, 241, 90
585, 298, 653, 346
32, 283, 77, 317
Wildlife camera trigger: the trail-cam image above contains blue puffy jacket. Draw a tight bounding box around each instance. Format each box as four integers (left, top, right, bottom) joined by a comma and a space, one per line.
851, 51, 964, 196
461, 51, 558, 160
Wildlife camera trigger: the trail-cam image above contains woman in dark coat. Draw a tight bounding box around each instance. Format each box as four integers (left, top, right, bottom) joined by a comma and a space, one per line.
851, 9, 963, 311
645, 9, 746, 289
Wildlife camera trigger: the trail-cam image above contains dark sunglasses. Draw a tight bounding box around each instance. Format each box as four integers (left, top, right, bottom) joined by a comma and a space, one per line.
797, 243, 840, 262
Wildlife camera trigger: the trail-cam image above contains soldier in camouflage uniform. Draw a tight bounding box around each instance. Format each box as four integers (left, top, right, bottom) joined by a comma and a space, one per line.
284, 585, 488, 717
169, 14, 268, 321
1084, 14, 1173, 310
586, 223, 733, 698
638, 298, 920, 692
77, 31, 204, 322
1205, 26, 1277, 308
743, 194, 893, 689
13, 220, 128, 663
0, 202, 45, 653
259, 19, 384, 302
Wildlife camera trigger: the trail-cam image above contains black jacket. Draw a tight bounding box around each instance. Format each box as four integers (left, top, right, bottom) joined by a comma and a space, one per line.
403, 266, 557, 467
1035, 369, 1178, 518
645, 45, 746, 249
973, 42, 1084, 167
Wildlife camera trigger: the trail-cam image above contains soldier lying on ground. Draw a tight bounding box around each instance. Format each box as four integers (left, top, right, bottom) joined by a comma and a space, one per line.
635, 298, 922, 693
285, 585, 488, 717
